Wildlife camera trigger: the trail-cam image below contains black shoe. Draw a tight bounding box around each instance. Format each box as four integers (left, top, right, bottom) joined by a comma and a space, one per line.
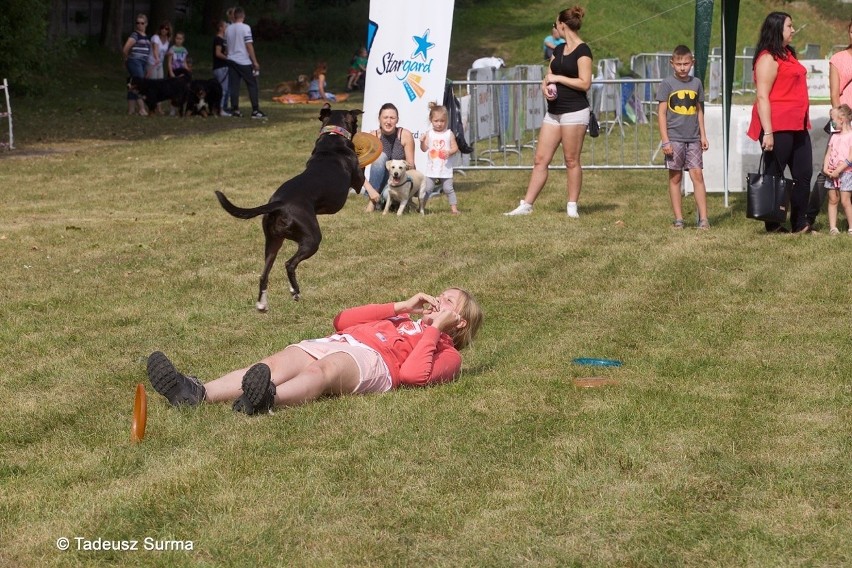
234, 363, 275, 415
147, 351, 206, 406
231, 109, 242, 118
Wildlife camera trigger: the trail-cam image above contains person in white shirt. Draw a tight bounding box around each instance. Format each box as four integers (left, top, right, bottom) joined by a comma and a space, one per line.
224, 7, 266, 119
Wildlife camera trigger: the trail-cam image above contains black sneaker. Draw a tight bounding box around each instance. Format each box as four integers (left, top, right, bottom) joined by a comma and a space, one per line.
234, 363, 275, 415
147, 351, 206, 406
231, 109, 242, 118
251, 110, 267, 119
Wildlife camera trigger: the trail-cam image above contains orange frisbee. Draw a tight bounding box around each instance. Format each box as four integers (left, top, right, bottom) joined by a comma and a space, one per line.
572, 377, 620, 388
130, 383, 147, 442
353, 132, 383, 167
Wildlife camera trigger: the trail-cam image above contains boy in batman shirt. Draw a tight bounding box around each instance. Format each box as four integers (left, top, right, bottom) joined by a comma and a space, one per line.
656, 45, 710, 229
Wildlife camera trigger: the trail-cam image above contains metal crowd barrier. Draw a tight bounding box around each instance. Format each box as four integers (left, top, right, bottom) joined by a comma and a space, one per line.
449, 76, 666, 171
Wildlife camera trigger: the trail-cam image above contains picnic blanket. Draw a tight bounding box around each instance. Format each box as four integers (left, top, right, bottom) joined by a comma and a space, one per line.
272, 93, 350, 105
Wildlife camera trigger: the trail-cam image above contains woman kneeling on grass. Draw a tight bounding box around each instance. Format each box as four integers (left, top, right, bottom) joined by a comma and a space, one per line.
147, 289, 483, 415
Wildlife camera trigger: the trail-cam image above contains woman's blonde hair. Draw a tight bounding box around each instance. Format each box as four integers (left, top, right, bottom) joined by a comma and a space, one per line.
444, 287, 483, 350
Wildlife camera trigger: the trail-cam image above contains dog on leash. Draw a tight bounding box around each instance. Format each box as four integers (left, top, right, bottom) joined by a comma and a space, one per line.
127, 76, 191, 115
275, 75, 310, 95
215, 104, 364, 309
383, 159, 427, 215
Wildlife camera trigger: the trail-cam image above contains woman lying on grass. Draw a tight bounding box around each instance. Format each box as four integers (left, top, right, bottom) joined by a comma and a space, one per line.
147, 289, 483, 415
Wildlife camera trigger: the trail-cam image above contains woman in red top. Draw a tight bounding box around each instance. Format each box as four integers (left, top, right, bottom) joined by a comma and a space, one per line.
747, 11, 813, 233
147, 289, 483, 415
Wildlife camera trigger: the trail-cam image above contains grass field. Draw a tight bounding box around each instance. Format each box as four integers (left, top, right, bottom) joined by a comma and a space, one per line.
2, 2, 851, 566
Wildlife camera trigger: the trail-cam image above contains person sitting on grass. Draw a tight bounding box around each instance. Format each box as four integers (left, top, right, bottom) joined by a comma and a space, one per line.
147, 289, 483, 415
307, 62, 337, 102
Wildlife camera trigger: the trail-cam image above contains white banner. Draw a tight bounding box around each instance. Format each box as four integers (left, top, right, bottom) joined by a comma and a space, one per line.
363, 0, 455, 172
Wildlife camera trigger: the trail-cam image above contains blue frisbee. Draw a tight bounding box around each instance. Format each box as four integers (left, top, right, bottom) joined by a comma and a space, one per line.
572, 357, 623, 367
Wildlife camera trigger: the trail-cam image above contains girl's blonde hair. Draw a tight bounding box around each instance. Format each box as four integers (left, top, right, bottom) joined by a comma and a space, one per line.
444, 288, 483, 350
836, 104, 852, 124
428, 101, 448, 121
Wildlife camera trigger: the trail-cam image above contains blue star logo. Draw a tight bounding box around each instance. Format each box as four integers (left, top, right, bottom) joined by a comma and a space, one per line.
411, 29, 435, 61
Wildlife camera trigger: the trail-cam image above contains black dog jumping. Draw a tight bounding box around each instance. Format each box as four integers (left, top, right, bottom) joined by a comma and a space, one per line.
215, 104, 364, 309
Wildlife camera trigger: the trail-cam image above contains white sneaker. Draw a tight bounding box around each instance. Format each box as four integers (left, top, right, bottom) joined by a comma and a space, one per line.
567, 202, 579, 218
504, 200, 533, 216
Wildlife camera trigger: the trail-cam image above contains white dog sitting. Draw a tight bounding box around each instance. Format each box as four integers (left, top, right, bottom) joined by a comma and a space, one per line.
382, 160, 427, 216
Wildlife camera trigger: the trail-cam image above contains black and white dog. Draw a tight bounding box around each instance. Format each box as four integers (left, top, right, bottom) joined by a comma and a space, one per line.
215, 104, 365, 309
186, 78, 223, 117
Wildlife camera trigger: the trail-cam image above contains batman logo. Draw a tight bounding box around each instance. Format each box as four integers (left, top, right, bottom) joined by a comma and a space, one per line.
668, 89, 699, 115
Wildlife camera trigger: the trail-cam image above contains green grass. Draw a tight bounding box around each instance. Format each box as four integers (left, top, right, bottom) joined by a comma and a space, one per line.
2, 2, 851, 566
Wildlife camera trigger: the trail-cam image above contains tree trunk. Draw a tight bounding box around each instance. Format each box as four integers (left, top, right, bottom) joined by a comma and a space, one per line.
47, 0, 65, 44
201, 0, 227, 35
277, 0, 295, 16
150, 0, 178, 32
101, 0, 125, 52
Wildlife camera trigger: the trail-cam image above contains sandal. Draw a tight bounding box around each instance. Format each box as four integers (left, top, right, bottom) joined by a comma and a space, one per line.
672, 219, 685, 229
697, 219, 710, 230
830, 227, 840, 235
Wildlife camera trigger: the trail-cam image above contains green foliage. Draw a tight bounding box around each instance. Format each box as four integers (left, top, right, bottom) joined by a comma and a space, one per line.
2, 4, 852, 565
3, 93, 852, 563
0, 0, 78, 95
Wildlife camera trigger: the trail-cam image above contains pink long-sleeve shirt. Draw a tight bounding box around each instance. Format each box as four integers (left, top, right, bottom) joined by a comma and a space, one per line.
332, 303, 462, 388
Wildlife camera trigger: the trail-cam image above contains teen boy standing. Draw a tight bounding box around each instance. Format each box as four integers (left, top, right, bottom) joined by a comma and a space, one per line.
225, 7, 266, 119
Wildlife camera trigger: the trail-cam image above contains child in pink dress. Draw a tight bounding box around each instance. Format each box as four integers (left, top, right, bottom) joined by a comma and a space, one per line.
822, 104, 852, 234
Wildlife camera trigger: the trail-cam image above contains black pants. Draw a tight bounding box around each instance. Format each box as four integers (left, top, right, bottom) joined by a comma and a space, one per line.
228, 62, 259, 113
807, 172, 828, 225
762, 130, 813, 232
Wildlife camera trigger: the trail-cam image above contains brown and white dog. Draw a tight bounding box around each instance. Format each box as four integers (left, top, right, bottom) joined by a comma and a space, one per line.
215, 104, 364, 309
383, 159, 427, 216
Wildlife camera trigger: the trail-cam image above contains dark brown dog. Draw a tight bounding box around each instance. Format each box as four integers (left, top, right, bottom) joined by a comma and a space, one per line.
215, 104, 364, 309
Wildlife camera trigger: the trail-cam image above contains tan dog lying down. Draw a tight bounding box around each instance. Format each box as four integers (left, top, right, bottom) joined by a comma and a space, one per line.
275, 74, 309, 95
382, 159, 427, 215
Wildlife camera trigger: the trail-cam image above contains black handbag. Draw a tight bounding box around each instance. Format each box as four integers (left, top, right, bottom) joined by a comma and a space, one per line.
746, 153, 792, 223
588, 110, 600, 137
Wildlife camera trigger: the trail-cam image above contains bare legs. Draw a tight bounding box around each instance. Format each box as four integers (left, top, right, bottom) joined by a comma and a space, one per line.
521, 122, 586, 207
202, 346, 360, 408
668, 168, 709, 225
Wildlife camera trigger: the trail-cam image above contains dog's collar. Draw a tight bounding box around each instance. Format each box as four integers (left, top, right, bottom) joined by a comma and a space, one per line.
319, 125, 352, 140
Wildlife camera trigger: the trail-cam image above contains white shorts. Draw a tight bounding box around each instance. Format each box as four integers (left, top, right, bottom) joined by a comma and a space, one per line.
288, 337, 392, 395
543, 108, 590, 126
